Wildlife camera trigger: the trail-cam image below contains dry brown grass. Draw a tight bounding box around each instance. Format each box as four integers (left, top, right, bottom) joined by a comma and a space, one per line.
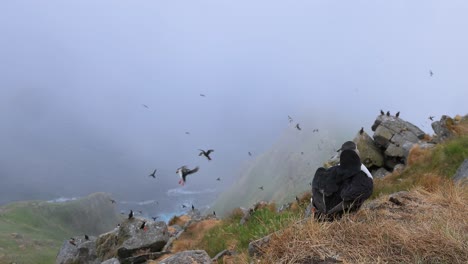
170, 219, 221, 253
407, 144, 433, 166
259, 181, 468, 264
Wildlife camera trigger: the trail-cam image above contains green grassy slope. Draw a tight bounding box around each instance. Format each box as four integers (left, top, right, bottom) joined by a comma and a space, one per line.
0, 192, 122, 264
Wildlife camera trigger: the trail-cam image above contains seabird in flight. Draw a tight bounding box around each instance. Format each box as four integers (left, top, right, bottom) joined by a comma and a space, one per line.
216, 177, 221, 181
176, 166, 200, 186
182, 204, 187, 208
152, 216, 159, 221
142, 104, 149, 109
199, 149, 214, 161
288, 115, 293, 123
149, 169, 157, 178
430, 70, 433, 77
258, 186, 264, 191
429, 116, 435, 121
295, 123, 302, 131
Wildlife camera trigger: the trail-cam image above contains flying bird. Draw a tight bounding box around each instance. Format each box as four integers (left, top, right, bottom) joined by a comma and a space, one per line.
110, 199, 116, 204
200, 94, 206, 97
149, 169, 157, 178
185, 131, 190, 135
248, 152, 252, 156
258, 186, 264, 191
429, 116, 435, 121
380, 110, 384, 115
142, 104, 149, 109
198, 149, 214, 161
396, 111, 400, 118
152, 216, 159, 221
182, 204, 187, 208
295, 123, 302, 131
359, 127, 364, 135
216, 177, 221, 181
301, 152, 304, 155
288, 115, 294, 123
176, 166, 200, 186
430, 70, 434, 77
128, 210, 134, 220
313, 129, 319, 133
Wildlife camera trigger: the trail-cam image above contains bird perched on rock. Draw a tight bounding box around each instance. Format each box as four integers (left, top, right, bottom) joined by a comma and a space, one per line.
380, 110, 384, 115
176, 166, 200, 186
386, 111, 390, 116
128, 210, 134, 220
140, 221, 146, 230
359, 127, 364, 135
69, 238, 76, 246
84, 234, 89, 240
213, 211, 216, 216
149, 169, 157, 178
191, 204, 195, 210
198, 149, 214, 161
295, 123, 302, 131
396, 111, 400, 118
296, 196, 300, 204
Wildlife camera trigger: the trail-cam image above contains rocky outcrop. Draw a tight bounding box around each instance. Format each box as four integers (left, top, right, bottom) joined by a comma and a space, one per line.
453, 159, 468, 183
158, 250, 212, 264
56, 236, 99, 264
101, 258, 120, 264
248, 235, 271, 257
57, 217, 170, 264
372, 167, 391, 179
355, 131, 384, 168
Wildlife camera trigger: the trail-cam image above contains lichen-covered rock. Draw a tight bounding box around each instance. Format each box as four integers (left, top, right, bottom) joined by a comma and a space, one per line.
354, 132, 384, 168
432, 115, 457, 142
159, 250, 212, 264
372, 168, 391, 179
56, 236, 100, 264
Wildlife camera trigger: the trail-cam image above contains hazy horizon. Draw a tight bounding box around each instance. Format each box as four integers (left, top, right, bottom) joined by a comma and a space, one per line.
1, 1, 467, 213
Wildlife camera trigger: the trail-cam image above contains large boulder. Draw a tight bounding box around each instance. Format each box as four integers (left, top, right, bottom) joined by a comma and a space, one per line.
354, 131, 384, 168
56, 236, 100, 264
158, 250, 212, 264
432, 115, 458, 142
95, 217, 169, 261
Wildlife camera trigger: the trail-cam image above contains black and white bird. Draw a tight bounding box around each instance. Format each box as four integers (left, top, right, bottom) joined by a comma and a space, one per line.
128, 210, 134, 220
295, 123, 302, 131
149, 169, 157, 178
359, 127, 364, 135
191, 204, 195, 210
176, 166, 200, 186
198, 149, 214, 161
69, 238, 76, 246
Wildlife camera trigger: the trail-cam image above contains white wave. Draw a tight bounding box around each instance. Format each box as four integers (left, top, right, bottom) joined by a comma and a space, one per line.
166, 188, 217, 197
120, 200, 157, 205
47, 197, 79, 203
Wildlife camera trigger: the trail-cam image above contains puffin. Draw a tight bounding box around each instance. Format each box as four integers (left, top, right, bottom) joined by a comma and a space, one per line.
84, 234, 89, 240
140, 221, 146, 230
396, 111, 400, 118
380, 110, 384, 115
176, 166, 199, 186
128, 210, 134, 220
386, 111, 390, 116
198, 149, 214, 161
359, 127, 364, 135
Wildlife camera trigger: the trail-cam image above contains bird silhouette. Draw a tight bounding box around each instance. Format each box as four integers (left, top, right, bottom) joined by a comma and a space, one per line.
295, 123, 302, 131
110, 199, 116, 204
296, 196, 300, 203
200, 94, 206, 97
429, 116, 435, 121
198, 149, 214, 161
69, 238, 76, 246
142, 104, 149, 109
359, 127, 364, 135
213, 211, 216, 216
191, 204, 195, 210
386, 111, 390, 116
152, 216, 159, 221
396, 111, 400, 118
128, 210, 134, 220
430, 70, 434, 77
288, 115, 294, 123
216, 177, 221, 181
84, 234, 89, 240
185, 131, 190, 135
176, 166, 200, 185
301, 152, 304, 155
248, 152, 252, 156
140, 221, 146, 230
182, 204, 187, 208
149, 169, 157, 178
380, 110, 385, 115
259, 186, 264, 191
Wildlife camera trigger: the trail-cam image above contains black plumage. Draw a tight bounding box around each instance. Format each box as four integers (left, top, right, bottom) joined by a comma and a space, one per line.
128, 210, 134, 220
140, 221, 146, 229
176, 166, 200, 185
396, 111, 400, 118
199, 149, 214, 161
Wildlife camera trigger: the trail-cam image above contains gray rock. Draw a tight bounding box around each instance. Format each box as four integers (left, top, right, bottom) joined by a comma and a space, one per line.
211, 249, 234, 262
304, 202, 315, 218
277, 203, 292, 213
373, 125, 394, 148
372, 168, 391, 179
159, 250, 212, 264
354, 132, 384, 168
120, 251, 169, 264
248, 235, 271, 257
393, 164, 405, 174
56, 236, 100, 264
101, 258, 120, 264
453, 159, 468, 183
116, 219, 169, 259
384, 143, 405, 158
432, 115, 457, 142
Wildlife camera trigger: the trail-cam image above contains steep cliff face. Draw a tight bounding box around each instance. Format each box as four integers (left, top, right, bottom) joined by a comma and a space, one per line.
212, 124, 346, 216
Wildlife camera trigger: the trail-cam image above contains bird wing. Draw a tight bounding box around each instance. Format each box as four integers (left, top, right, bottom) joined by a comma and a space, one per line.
187, 166, 199, 175
206, 150, 214, 154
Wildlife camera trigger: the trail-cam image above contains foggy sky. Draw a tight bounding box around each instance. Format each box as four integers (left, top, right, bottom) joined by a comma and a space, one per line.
1, 1, 467, 205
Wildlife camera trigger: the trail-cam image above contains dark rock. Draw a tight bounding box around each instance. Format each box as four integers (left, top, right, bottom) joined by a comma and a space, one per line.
120, 251, 169, 264
453, 159, 468, 183
159, 250, 212, 264
372, 168, 391, 179
56, 236, 100, 264
248, 235, 271, 257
